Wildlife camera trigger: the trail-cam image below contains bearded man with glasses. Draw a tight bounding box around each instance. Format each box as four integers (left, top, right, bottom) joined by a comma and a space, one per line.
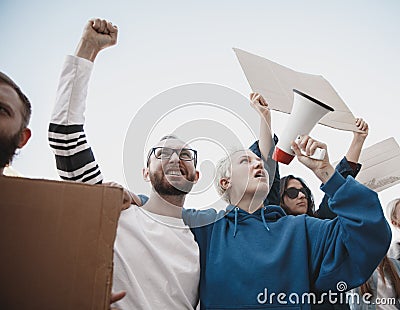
48, 19, 201, 309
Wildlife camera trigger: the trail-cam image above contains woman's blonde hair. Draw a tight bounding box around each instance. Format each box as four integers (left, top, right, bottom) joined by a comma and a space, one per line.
386, 198, 400, 224
214, 148, 245, 203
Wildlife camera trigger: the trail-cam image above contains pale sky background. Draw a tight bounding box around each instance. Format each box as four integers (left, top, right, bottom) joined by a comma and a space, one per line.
1, 0, 399, 223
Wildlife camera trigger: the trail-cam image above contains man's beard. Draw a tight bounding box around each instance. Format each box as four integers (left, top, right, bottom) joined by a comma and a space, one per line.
150, 171, 196, 196
0, 129, 21, 169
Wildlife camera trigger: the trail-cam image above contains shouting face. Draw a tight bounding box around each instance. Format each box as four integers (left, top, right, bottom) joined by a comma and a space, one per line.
144, 138, 199, 196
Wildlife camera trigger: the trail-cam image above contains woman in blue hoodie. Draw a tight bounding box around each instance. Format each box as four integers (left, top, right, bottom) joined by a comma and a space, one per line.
249, 93, 370, 310
182, 135, 391, 310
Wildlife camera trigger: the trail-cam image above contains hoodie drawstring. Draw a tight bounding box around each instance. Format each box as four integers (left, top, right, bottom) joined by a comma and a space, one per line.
233, 207, 238, 237
233, 206, 270, 237
261, 207, 270, 231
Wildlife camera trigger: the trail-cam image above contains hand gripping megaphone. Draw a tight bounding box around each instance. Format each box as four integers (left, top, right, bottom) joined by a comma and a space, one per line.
272, 89, 334, 165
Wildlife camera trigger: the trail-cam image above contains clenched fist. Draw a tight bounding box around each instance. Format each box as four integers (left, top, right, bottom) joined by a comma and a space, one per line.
75, 18, 118, 62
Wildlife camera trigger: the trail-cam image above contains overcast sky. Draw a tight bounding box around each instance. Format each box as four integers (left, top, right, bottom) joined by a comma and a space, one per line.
1, 0, 399, 216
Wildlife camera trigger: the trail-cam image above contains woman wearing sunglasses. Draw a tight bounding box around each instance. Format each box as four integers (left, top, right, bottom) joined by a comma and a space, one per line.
279, 176, 315, 216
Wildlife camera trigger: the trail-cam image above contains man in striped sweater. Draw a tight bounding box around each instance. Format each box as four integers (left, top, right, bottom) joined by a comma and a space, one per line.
48, 18, 201, 309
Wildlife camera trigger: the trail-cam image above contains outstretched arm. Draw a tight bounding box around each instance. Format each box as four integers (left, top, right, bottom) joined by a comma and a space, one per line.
250, 93, 273, 160
315, 118, 368, 219
48, 19, 141, 205
292, 135, 391, 292
48, 19, 117, 185
248, 93, 280, 205
345, 118, 368, 164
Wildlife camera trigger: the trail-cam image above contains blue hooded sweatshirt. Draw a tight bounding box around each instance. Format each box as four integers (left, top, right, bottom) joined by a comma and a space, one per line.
182, 171, 391, 310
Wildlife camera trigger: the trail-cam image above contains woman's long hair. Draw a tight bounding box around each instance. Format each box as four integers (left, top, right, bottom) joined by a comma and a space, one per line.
279, 175, 315, 217
360, 255, 400, 298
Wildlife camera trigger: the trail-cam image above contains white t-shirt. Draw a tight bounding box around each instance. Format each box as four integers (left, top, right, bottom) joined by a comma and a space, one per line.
113, 206, 200, 309
49, 56, 200, 309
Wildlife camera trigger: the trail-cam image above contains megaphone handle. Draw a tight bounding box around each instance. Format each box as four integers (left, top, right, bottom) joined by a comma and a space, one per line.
301, 147, 326, 160
295, 135, 326, 161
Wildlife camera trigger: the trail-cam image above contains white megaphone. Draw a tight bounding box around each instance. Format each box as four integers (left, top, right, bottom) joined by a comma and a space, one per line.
272, 89, 334, 165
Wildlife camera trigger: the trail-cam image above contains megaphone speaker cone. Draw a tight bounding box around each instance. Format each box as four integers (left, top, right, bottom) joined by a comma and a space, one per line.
272, 147, 294, 165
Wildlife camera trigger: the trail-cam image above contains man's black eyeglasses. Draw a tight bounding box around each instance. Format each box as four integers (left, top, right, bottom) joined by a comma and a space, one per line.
284, 187, 308, 199
146, 147, 198, 167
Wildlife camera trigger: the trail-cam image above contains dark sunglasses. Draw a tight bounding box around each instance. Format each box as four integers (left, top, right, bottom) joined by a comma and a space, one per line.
284, 187, 308, 199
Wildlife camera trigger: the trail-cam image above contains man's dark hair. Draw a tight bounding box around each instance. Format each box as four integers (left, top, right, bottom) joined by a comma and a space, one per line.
0, 71, 31, 128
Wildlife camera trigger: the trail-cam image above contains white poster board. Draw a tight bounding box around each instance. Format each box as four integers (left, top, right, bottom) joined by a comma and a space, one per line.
233, 48, 359, 132
356, 137, 400, 192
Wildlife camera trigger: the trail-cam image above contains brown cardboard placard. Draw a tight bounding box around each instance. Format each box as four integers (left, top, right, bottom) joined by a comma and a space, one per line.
0, 176, 122, 310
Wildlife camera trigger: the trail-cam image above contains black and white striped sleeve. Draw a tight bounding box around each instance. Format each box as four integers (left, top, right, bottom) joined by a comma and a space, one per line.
48, 55, 103, 185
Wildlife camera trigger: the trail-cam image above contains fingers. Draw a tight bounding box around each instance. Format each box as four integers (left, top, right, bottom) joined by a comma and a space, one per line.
98, 19, 108, 33
305, 138, 318, 157
296, 135, 327, 156
103, 182, 133, 210
110, 291, 126, 304
107, 22, 118, 34
290, 140, 302, 157
249, 92, 257, 101
91, 18, 102, 32
122, 189, 132, 210
128, 191, 143, 206
259, 95, 267, 106
250, 92, 260, 104
103, 181, 119, 187
355, 117, 369, 133
249, 92, 268, 107
92, 18, 108, 34
108, 22, 118, 44
121, 188, 143, 209
90, 18, 117, 36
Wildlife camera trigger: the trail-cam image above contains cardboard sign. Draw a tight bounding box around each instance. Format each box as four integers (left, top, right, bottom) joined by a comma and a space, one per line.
356, 137, 400, 192
233, 48, 360, 132
0, 176, 122, 310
